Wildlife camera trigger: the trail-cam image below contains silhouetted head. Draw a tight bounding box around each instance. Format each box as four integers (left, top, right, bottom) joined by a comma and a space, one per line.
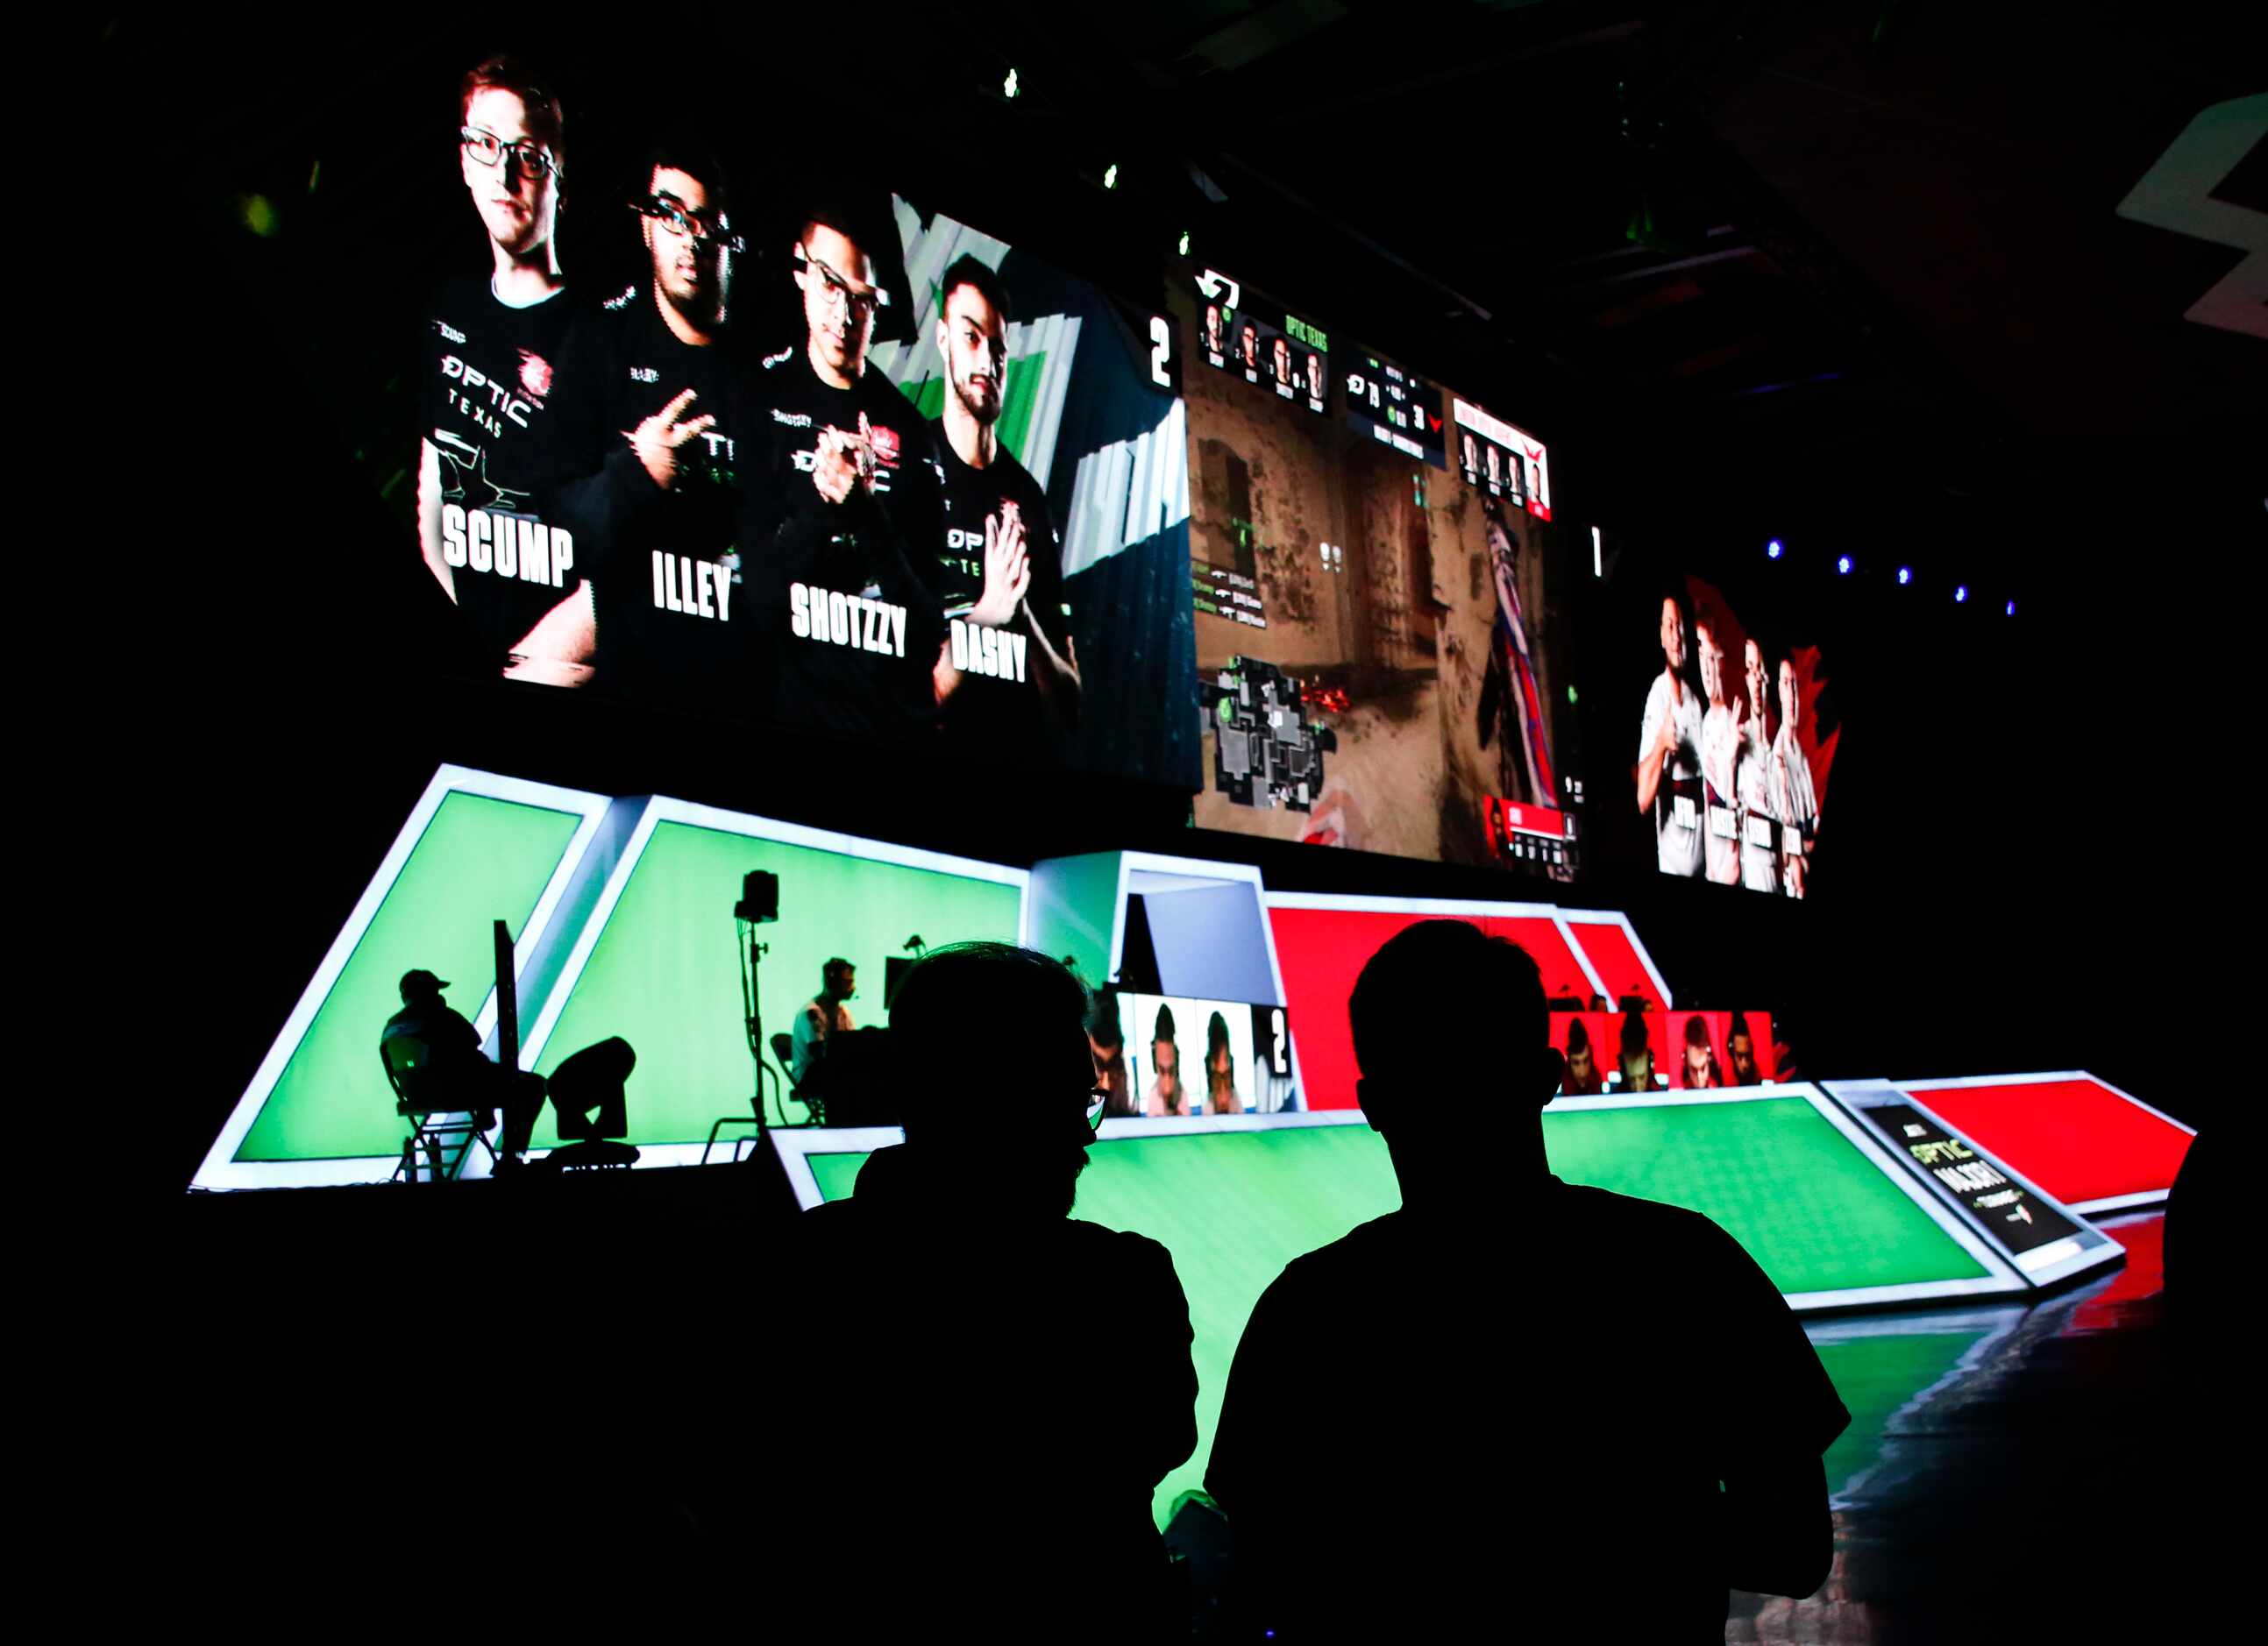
399, 968, 448, 1006
821, 957, 855, 1003
1349, 922, 1561, 1167
892, 943, 1096, 1217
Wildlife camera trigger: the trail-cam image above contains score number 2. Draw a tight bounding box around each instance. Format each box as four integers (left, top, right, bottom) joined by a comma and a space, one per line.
1150, 315, 1173, 388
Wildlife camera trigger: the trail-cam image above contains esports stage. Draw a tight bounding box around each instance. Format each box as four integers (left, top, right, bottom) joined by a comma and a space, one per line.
156, 767, 2214, 1642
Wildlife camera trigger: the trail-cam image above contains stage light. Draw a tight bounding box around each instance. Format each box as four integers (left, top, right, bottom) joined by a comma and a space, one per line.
2006, 600, 2016, 616
1003, 67, 1020, 99
1103, 163, 1119, 190
1955, 585, 1968, 603
1897, 566, 1911, 585
1178, 231, 1191, 256
1837, 555, 1852, 575
1767, 539, 1783, 559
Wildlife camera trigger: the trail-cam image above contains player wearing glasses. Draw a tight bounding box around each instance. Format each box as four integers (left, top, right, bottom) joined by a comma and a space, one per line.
751, 202, 948, 741
545, 131, 766, 710
416, 55, 591, 682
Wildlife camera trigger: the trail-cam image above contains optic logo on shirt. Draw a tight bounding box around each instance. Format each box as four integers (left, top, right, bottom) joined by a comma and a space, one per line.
440, 354, 533, 434
518, 350, 554, 403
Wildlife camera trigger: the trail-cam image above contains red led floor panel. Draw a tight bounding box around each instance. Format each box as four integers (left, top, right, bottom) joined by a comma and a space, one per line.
1886, 1074, 2193, 1214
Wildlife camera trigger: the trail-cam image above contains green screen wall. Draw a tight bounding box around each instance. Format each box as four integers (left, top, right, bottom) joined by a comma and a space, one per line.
237, 791, 584, 1162
531, 820, 1023, 1144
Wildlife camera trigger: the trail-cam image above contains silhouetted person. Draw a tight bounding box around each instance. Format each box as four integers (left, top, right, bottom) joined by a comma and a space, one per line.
379, 968, 544, 1166
764, 944, 1198, 1638
1207, 921, 1847, 1640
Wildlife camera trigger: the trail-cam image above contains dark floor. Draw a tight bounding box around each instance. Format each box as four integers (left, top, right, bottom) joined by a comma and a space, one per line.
1727, 1211, 2223, 1642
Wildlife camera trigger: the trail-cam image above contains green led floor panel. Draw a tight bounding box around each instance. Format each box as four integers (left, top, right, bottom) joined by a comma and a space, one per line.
1540, 1097, 1992, 1296
781, 1093, 2016, 1529
236, 790, 586, 1163
530, 819, 1023, 1146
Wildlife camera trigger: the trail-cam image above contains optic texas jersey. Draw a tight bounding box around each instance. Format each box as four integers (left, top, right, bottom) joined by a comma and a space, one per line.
749, 344, 947, 742
419, 275, 580, 668
932, 437, 1073, 759
545, 284, 766, 712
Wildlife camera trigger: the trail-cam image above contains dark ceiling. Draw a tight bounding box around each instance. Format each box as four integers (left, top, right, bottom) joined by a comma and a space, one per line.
988, 0, 2264, 600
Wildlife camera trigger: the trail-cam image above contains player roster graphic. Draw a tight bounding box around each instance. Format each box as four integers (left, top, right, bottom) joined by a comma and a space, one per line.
1454, 397, 1552, 521
260, 45, 1202, 791
1194, 269, 1329, 415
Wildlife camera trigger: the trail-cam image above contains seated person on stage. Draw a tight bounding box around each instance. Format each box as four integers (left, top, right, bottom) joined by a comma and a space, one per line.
1207, 921, 1848, 1641
380, 968, 544, 1163
1727, 1012, 1764, 1085
1561, 1016, 1604, 1096
1679, 1014, 1724, 1089
1090, 990, 1139, 1118
1146, 1003, 1187, 1116
790, 955, 856, 1085
1606, 1011, 1667, 1093
761, 944, 1198, 1638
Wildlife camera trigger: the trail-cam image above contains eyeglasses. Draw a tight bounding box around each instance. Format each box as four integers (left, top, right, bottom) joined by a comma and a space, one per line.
631, 195, 745, 253
799, 245, 887, 321
461, 126, 556, 179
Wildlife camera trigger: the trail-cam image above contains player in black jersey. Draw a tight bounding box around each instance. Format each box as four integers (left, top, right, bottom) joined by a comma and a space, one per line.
545, 133, 766, 712
416, 55, 589, 681
928, 255, 1081, 753
750, 205, 947, 741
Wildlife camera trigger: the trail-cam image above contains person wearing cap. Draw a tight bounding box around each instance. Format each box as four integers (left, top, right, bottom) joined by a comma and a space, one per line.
745, 943, 1197, 1638
381, 969, 490, 1117
380, 968, 543, 1165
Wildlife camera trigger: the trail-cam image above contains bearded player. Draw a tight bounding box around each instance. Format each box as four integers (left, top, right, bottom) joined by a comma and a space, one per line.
545, 131, 762, 709
416, 55, 590, 683
928, 255, 1081, 750
753, 202, 947, 740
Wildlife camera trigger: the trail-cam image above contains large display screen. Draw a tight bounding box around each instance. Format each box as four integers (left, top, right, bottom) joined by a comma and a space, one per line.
309, 49, 1196, 784
1175, 266, 1585, 875
1621, 564, 1840, 897
1111, 992, 1299, 1117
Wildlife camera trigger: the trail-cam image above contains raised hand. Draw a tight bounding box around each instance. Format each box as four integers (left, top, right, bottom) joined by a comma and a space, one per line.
970, 500, 1033, 628
629, 388, 715, 491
